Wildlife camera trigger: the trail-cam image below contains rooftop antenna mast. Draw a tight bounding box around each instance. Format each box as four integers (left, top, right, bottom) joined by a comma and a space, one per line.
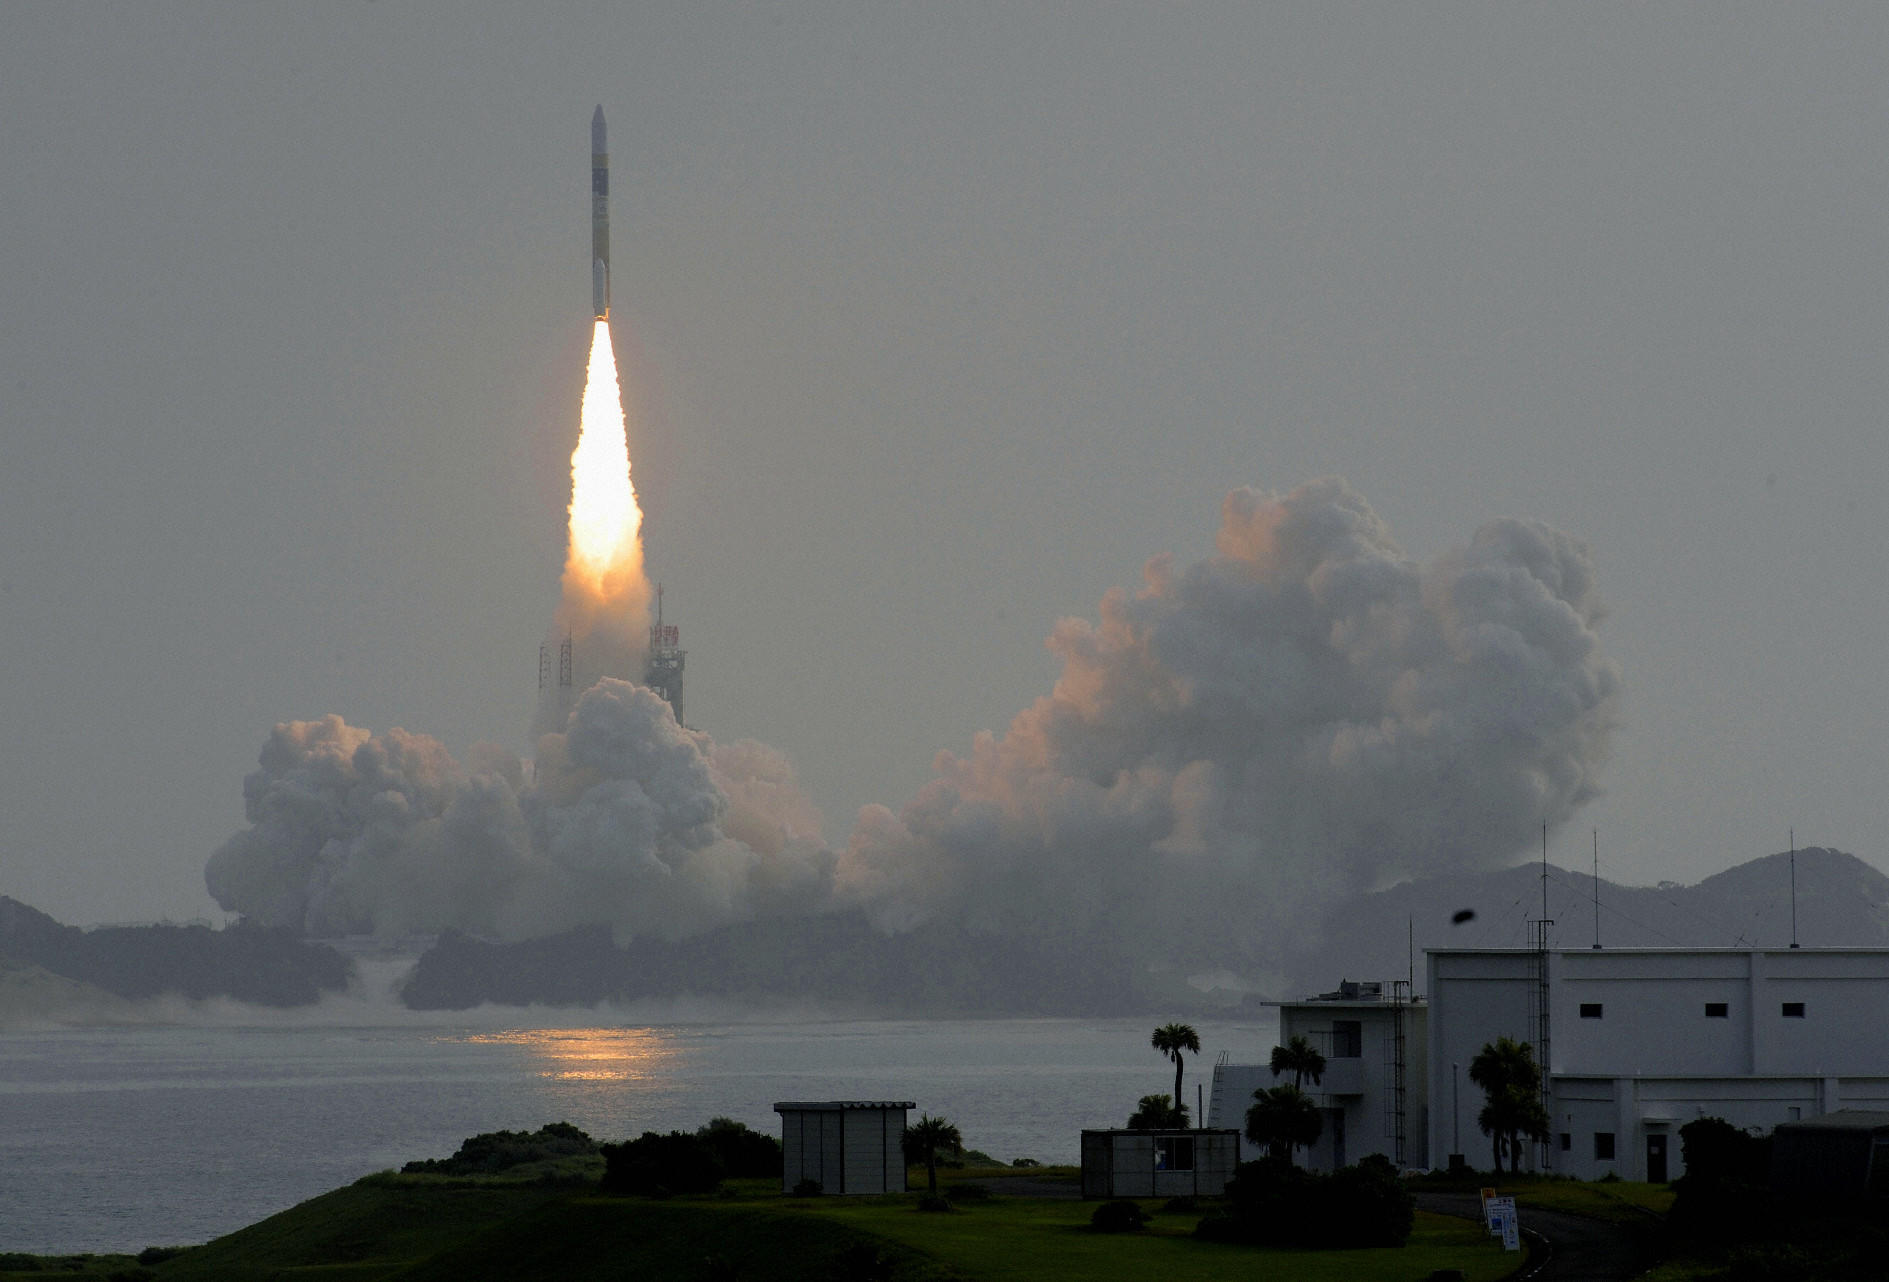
1789, 829, 1800, 949
1541, 822, 1550, 939
1591, 829, 1601, 949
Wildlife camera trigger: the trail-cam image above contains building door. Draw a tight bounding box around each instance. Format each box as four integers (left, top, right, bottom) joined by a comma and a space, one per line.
1646, 1133, 1668, 1184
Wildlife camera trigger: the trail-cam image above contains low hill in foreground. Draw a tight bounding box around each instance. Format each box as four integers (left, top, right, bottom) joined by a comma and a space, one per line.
0, 896, 352, 1010
15, 1169, 1505, 1282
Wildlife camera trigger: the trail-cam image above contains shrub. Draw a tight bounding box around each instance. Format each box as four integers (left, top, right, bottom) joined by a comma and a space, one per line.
1126, 1094, 1188, 1129
695, 1117, 783, 1179
1090, 1200, 1150, 1233
402, 1121, 598, 1175
136, 1247, 191, 1265
944, 1182, 991, 1202
1011, 1157, 1041, 1168
1669, 1116, 1778, 1246
792, 1178, 823, 1197
1195, 1156, 1413, 1248
916, 1195, 953, 1213
1679, 1117, 1772, 1188
599, 1131, 726, 1196
1328, 1155, 1414, 1247
1162, 1194, 1199, 1214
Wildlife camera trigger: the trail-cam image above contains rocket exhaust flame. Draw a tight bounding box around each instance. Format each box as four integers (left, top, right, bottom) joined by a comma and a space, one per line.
565, 319, 643, 600
545, 318, 651, 714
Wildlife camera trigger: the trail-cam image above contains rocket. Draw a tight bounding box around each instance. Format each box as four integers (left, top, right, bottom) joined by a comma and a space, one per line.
591, 105, 610, 320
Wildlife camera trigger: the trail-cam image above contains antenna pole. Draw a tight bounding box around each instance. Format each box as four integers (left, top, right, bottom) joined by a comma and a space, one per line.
1790, 829, 1799, 949
1541, 823, 1550, 941
1592, 829, 1601, 950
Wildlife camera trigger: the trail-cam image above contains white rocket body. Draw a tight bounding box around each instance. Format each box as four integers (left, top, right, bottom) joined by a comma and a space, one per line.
591, 106, 609, 320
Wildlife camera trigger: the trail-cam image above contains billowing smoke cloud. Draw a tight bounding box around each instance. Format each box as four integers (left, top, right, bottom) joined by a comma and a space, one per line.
206, 476, 1617, 991
205, 680, 831, 941
834, 477, 1619, 985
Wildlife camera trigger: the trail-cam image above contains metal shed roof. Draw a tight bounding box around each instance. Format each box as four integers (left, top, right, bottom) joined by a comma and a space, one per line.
1776, 1110, 1889, 1132
772, 1100, 916, 1111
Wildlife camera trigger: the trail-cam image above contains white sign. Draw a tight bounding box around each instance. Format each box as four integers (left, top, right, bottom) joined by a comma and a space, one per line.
1486, 1195, 1521, 1252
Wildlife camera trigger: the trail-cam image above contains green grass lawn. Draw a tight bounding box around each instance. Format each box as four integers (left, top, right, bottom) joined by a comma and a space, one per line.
799, 1193, 1517, 1282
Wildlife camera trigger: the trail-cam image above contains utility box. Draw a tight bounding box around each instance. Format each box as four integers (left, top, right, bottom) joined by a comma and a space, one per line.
774, 1100, 914, 1195
1081, 1129, 1242, 1198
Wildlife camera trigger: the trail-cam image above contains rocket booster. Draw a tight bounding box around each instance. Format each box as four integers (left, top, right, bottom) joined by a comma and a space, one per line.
591, 106, 609, 320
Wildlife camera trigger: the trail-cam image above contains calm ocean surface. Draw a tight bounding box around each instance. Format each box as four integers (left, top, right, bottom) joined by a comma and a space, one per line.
0, 1010, 1276, 1255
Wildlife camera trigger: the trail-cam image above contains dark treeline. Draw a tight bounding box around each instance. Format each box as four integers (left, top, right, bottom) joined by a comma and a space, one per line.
0, 895, 351, 1006
399, 909, 1152, 1016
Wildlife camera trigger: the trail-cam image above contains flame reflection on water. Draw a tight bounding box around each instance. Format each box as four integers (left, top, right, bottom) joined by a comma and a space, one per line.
442, 1027, 681, 1082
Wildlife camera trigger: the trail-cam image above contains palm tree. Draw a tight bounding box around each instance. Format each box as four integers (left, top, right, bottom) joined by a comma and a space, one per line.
1269, 1034, 1328, 1089
1126, 1093, 1188, 1130
903, 1114, 963, 1195
1244, 1083, 1323, 1164
1468, 1037, 1550, 1175
1151, 1023, 1201, 1125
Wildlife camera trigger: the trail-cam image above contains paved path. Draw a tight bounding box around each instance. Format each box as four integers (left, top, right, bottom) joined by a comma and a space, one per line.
1416, 1193, 1655, 1282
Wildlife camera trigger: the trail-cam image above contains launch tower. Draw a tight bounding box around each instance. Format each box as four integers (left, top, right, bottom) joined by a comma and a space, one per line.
644, 584, 686, 727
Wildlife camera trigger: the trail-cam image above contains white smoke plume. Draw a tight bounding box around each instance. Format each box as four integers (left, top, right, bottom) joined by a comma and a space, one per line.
834, 477, 1619, 985
206, 476, 1617, 992
205, 680, 831, 941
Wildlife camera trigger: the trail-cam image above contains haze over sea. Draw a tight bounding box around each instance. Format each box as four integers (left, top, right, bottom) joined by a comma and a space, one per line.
0, 1010, 1276, 1256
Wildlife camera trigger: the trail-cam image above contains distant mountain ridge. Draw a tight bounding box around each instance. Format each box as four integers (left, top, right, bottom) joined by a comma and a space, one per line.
1284, 847, 1889, 996
0, 895, 353, 1007
396, 848, 1889, 1015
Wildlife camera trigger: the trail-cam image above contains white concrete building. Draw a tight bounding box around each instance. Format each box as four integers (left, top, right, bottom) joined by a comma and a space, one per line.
1427, 948, 1889, 1182
1206, 980, 1428, 1172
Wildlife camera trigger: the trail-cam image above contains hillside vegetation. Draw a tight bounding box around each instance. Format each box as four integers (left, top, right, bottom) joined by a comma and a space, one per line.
0, 1173, 1517, 1282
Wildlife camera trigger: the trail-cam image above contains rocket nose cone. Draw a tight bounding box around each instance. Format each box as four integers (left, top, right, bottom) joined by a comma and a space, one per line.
592, 106, 606, 152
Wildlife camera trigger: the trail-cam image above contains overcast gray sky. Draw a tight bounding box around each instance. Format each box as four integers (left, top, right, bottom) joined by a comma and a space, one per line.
4, 3, 1886, 926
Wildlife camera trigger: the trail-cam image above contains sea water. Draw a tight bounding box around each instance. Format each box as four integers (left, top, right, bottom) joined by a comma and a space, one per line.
0, 1011, 1276, 1255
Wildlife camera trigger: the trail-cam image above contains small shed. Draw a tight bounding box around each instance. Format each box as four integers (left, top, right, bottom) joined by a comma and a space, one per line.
1081, 1128, 1242, 1199
774, 1100, 914, 1195
1771, 1110, 1889, 1201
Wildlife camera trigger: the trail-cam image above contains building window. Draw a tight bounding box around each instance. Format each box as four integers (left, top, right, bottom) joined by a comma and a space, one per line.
1560, 1133, 1572, 1152
1788, 1107, 1802, 1121
1330, 1020, 1363, 1058
1782, 1002, 1806, 1018
1594, 1132, 1616, 1161
1579, 1003, 1603, 1018
1705, 1003, 1728, 1018
1154, 1137, 1194, 1172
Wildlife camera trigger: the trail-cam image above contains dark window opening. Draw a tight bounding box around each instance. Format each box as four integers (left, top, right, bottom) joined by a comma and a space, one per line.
1560, 1133, 1572, 1152
1330, 1020, 1363, 1058
1782, 1002, 1806, 1018
1594, 1132, 1616, 1161
1705, 1003, 1728, 1018
1579, 1003, 1604, 1019
1154, 1137, 1194, 1172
